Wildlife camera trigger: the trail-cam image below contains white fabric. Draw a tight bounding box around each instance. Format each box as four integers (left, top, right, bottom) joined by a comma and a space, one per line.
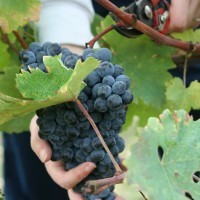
38, 0, 94, 46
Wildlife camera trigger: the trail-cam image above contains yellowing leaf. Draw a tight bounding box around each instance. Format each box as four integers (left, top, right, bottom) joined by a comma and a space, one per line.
166, 78, 200, 111
16, 56, 73, 101
172, 29, 200, 43
0, 0, 40, 33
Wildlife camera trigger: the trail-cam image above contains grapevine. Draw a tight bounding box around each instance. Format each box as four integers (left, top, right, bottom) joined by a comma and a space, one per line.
87, 0, 200, 54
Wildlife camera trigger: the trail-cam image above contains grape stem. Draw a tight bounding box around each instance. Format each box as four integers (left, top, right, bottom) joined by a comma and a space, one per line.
75, 99, 122, 173
183, 53, 189, 87
86, 25, 114, 48
13, 30, 28, 49
93, 0, 200, 54
139, 191, 148, 200
193, 174, 200, 182
82, 172, 148, 200
0, 28, 18, 54
82, 171, 126, 194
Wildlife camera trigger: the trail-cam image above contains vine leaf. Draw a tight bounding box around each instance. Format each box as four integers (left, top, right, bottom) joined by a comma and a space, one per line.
172, 29, 200, 43
124, 100, 164, 128
0, 41, 10, 71
125, 109, 200, 200
188, 81, 200, 109
116, 183, 144, 200
0, 112, 34, 133
0, 57, 100, 126
0, 64, 23, 98
16, 56, 73, 101
0, 0, 40, 33
166, 78, 200, 111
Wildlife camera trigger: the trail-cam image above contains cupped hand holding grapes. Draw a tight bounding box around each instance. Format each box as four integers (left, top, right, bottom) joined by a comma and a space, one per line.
30, 115, 96, 189
30, 115, 124, 200
29, 45, 98, 196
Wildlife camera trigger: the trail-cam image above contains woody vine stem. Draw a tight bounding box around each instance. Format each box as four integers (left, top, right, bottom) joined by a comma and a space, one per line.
87, 0, 200, 55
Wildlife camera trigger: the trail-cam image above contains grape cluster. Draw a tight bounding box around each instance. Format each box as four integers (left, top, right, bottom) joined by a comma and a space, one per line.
19, 42, 133, 200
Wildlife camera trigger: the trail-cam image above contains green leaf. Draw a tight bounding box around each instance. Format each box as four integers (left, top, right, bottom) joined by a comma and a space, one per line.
172, 29, 200, 43
124, 100, 165, 128
0, 93, 60, 126
188, 81, 200, 109
166, 78, 200, 111
116, 183, 144, 200
0, 112, 34, 133
0, 41, 10, 70
0, 0, 40, 33
0, 57, 100, 126
125, 109, 200, 200
96, 15, 175, 108
16, 56, 74, 101
0, 65, 23, 98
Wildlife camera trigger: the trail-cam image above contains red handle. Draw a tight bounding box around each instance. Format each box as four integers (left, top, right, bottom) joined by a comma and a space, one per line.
151, 0, 160, 6
151, 0, 170, 34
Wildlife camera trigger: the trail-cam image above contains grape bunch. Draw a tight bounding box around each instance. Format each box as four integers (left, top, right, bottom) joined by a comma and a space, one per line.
19, 42, 133, 200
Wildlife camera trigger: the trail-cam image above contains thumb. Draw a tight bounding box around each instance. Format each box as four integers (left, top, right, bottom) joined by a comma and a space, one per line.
30, 115, 52, 162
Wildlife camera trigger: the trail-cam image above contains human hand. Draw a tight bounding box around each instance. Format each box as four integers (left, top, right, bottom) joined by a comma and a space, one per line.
30, 115, 124, 200
68, 189, 124, 200
168, 0, 200, 33
30, 115, 96, 194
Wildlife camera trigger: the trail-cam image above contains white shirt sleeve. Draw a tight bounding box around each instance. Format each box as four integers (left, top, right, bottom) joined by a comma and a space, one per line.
37, 0, 95, 46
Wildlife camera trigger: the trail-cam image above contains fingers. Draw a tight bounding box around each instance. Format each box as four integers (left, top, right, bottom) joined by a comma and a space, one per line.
30, 115, 96, 191
45, 160, 96, 189
68, 189, 84, 200
30, 115, 52, 162
168, 0, 188, 32
68, 189, 124, 200
168, 0, 200, 33
115, 194, 124, 200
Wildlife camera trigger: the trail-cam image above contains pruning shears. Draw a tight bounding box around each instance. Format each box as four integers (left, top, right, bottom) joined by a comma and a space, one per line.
110, 0, 171, 38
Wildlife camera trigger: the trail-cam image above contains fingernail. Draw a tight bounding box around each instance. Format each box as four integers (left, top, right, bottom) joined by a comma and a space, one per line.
84, 163, 96, 172
39, 150, 47, 163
